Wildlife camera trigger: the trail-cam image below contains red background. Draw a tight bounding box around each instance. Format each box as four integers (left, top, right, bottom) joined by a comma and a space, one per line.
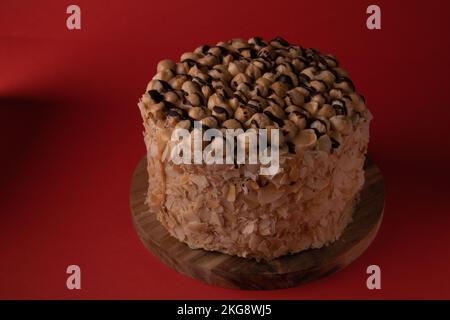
1, 0, 450, 299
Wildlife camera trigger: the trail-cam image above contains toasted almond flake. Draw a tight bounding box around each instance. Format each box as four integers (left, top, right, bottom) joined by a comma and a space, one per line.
257, 240, 270, 255
258, 183, 284, 205
209, 211, 224, 226
186, 221, 207, 232
248, 234, 261, 251
248, 180, 260, 190
190, 175, 208, 189
242, 221, 257, 235
183, 211, 200, 223
173, 226, 186, 241
259, 219, 274, 236
207, 199, 221, 209
279, 173, 290, 185
226, 183, 236, 202
180, 175, 190, 184
276, 204, 290, 219
295, 188, 304, 201
149, 142, 159, 157
161, 144, 170, 162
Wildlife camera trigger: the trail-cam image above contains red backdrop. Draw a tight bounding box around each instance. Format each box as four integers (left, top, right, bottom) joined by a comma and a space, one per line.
1, 0, 450, 299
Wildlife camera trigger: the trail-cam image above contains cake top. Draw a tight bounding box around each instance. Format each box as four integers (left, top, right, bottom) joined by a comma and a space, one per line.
141, 37, 370, 154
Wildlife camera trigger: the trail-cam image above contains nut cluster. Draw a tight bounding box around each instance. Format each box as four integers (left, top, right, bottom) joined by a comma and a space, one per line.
141, 37, 368, 154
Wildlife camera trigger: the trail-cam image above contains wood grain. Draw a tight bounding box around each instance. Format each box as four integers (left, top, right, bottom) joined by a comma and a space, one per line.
130, 156, 384, 290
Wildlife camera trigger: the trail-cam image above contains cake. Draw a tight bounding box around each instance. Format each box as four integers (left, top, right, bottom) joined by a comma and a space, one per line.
138, 37, 371, 261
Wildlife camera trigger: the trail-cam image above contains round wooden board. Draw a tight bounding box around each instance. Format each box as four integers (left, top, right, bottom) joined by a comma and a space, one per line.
130, 156, 384, 290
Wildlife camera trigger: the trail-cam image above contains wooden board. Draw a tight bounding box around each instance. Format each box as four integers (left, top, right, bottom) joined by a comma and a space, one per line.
130, 156, 384, 290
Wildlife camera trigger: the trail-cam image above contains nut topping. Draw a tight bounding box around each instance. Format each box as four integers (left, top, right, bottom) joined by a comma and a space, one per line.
146, 37, 369, 154
293, 129, 317, 151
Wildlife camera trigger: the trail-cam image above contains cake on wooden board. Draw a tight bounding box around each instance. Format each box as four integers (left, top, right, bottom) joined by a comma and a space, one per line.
138, 37, 371, 261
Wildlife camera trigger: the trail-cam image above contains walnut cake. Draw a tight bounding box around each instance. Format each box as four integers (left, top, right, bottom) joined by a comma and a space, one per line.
138, 37, 372, 260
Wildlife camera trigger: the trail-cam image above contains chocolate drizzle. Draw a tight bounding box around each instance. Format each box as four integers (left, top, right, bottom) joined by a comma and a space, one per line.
332, 99, 348, 116
200, 45, 210, 54
253, 37, 267, 47
264, 110, 285, 126
330, 137, 340, 149
213, 106, 229, 117
335, 76, 355, 91
148, 90, 164, 103
271, 36, 290, 47
156, 80, 172, 92
276, 74, 294, 88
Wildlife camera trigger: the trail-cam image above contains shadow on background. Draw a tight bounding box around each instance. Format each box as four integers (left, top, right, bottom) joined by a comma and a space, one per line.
0, 95, 68, 195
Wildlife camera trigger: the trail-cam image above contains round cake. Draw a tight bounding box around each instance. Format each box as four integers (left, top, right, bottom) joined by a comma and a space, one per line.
138, 37, 372, 261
